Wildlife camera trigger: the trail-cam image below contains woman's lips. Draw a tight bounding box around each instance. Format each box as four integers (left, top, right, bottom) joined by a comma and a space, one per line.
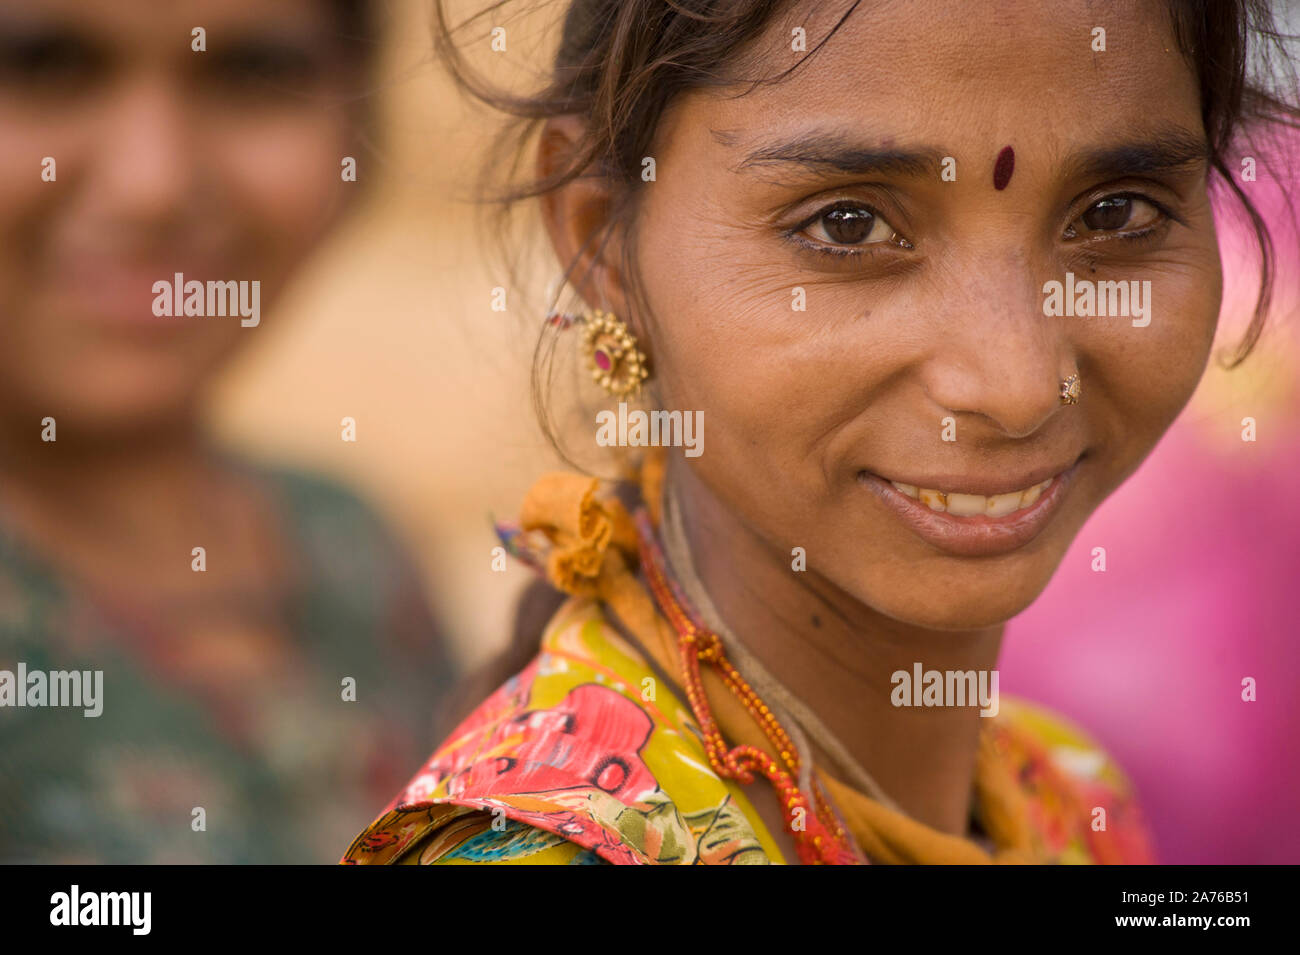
43, 252, 236, 330
858, 457, 1082, 557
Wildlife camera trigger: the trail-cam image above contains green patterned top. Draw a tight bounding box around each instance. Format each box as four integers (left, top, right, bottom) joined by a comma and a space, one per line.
0, 462, 457, 863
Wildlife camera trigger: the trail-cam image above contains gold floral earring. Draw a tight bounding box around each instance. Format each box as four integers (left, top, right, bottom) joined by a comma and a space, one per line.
580, 308, 649, 399
545, 279, 650, 399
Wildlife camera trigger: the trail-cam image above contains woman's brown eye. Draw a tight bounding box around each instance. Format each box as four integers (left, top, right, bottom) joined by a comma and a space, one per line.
1078, 195, 1161, 233
804, 204, 896, 247
823, 207, 875, 243
1083, 197, 1132, 230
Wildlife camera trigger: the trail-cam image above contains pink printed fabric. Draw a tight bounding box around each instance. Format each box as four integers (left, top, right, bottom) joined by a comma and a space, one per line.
343, 595, 1157, 866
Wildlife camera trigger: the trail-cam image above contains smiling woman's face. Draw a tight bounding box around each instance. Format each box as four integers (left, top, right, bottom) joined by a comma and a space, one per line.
626, 0, 1222, 630
0, 0, 361, 433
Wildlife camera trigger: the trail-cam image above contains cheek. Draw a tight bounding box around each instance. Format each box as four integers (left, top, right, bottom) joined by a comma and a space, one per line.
636, 209, 918, 545
639, 206, 847, 459
0, 110, 45, 202
649, 271, 840, 467
209, 114, 350, 274
0, 105, 66, 289
0, 109, 83, 392
1087, 255, 1222, 457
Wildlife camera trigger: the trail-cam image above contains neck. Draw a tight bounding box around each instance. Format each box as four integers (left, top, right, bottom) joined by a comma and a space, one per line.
668, 459, 1004, 837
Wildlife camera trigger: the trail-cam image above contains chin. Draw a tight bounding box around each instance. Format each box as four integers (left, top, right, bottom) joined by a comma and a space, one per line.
17, 378, 201, 438
882, 591, 1043, 631
846, 551, 1068, 631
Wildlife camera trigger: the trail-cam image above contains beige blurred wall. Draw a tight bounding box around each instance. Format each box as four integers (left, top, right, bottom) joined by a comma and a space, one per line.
207, 0, 566, 668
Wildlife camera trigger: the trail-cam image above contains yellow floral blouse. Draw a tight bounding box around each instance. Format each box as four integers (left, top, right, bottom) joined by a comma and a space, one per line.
342, 594, 1155, 865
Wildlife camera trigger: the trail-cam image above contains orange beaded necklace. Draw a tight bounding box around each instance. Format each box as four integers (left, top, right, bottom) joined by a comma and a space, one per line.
634, 508, 862, 865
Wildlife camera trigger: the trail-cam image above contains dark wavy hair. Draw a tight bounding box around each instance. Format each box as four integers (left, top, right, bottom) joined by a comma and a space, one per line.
431, 0, 1300, 719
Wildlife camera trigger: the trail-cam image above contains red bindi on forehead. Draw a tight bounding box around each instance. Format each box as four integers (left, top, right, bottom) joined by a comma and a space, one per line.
993, 145, 1015, 190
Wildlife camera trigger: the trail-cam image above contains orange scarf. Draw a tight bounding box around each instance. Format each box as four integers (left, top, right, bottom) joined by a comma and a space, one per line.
517, 463, 1038, 864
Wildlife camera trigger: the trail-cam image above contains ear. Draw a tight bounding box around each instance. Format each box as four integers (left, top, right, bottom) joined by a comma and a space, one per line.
536, 115, 632, 322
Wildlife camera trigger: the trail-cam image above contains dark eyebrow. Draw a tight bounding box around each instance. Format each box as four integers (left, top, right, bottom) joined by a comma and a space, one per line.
720, 124, 1211, 186
1063, 127, 1210, 182
726, 128, 947, 179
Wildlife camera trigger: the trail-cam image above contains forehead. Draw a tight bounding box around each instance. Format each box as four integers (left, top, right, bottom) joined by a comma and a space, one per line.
672, 0, 1201, 161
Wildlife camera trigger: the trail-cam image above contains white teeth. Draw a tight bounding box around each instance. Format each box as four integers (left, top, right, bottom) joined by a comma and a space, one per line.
985, 491, 1022, 517
917, 487, 947, 512
946, 493, 985, 517
894, 476, 1054, 516
1019, 479, 1050, 508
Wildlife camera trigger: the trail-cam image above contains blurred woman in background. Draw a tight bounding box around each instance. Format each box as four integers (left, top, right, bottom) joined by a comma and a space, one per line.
0, 0, 457, 862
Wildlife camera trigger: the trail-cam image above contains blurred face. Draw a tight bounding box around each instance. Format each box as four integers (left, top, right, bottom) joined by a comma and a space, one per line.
0, 0, 362, 432
628, 0, 1221, 630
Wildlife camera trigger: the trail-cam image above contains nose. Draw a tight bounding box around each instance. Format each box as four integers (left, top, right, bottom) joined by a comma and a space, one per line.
921, 253, 1072, 440
85, 75, 196, 230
